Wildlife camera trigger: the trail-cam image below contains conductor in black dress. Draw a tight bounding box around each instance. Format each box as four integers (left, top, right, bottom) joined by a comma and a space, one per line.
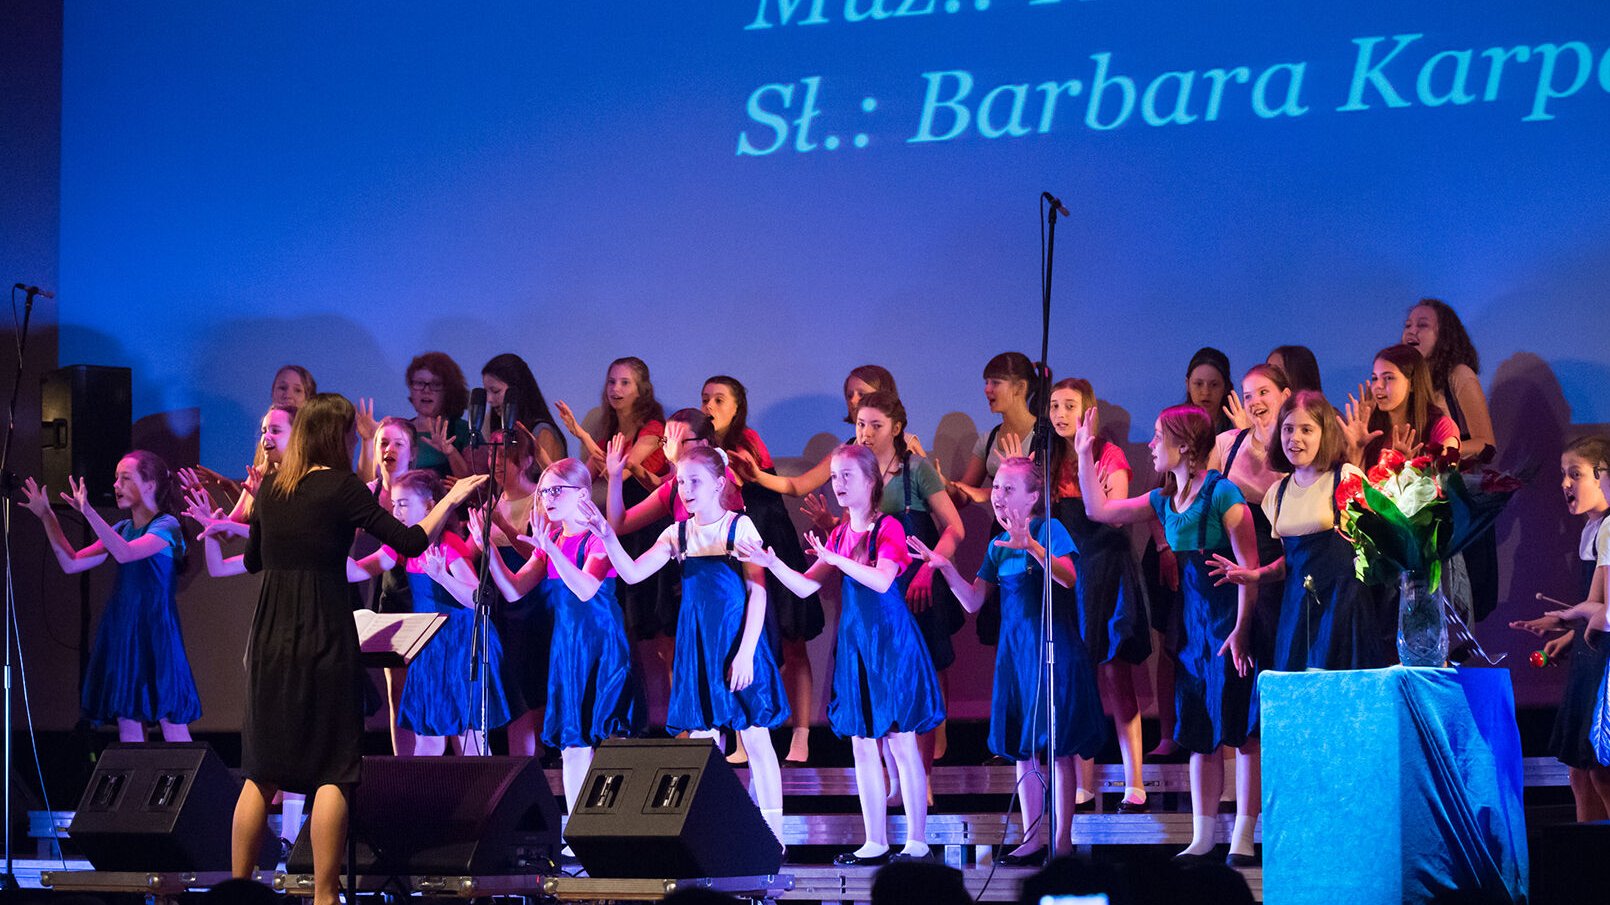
229, 393, 486, 904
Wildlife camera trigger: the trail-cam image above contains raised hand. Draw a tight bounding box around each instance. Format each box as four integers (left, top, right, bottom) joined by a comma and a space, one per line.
906, 535, 951, 571
182, 486, 219, 524
20, 477, 52, 517
803, 531, 840, 566
726, 446, 758, 480
529, 502, 555, 549
1073, 407, 1099, 459
1208, 552, 1257, 586
442, 473, 489, 506
798, 492, 838, 534
355, 397, 378, 442
1390, 423, 1421, 457
59, 475, 92, 514
1340, 391, 1382, 453
1226, 390, 1253, 431
996, 431, 1026, 461
733, 539, 779, 568
242, 465, 264, 499
662, 420, 690, 464
418, 416, 453, 454
604, 433, 628, 478
903, 434, 929, 460
574, 499, 610, 538
993, 508, 1034, 551
554, 400, 585, 439
421, 545, 449, 582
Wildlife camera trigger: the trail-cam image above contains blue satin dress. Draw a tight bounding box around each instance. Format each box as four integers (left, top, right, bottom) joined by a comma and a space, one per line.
827, 516, 944, 739
665, 516, 790, 735
982, 518, 1104, 760
536, 532, 643, 749
397, 550, 513, 735
81, 515, 202, 725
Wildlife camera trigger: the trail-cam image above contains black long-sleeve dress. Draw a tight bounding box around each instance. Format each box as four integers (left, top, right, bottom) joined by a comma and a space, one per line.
244, 469, 428, 793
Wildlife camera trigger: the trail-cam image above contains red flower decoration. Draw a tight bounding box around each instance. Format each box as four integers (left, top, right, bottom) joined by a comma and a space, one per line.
1336, 473, 1365, 510
1367, 465, 1393, 485
1433, 443, 1461, 470
1409, 455, 1433, 471
1377, 448, 1408, 472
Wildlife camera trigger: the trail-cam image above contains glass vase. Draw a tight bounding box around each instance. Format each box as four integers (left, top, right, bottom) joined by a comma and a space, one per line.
1397, 569, 1449, 667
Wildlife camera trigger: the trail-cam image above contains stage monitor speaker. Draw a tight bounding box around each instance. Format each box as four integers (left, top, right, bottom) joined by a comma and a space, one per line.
287, 756, 561, 876
565, 738, 783, 879
1532, 819, 1610, 905
67, 742, 241, 871
41, 364, 132, 508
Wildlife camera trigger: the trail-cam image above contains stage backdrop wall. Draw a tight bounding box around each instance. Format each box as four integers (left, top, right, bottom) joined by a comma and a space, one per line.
31, 0, 1610, 728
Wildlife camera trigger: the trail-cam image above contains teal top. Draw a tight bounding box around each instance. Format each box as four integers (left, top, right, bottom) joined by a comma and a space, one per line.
1147, 470, 1246, 552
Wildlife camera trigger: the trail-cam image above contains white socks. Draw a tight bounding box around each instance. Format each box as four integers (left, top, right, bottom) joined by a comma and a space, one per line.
853, 841, 890, 859
281, 796, 305, 843
761, 807, 785, 846
1074, 787, 1095, 806
1123, 786, 1147, 805
900, 840, 931, 858
1180, 815, 1217, 856
1230, 815, 1258, 856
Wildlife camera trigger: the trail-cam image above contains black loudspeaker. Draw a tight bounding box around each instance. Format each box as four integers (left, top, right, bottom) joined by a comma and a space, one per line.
566, 738, 783, 878
287, 756, 561, 876
1532, 819, 1610, 905
67, 742, 240, 871
41, 364, 132, 508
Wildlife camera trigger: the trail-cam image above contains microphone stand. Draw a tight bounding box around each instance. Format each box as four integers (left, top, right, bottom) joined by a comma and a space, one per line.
467, 425, 500, 755
1037, 195, 1062, 857
0, 286, 43, 890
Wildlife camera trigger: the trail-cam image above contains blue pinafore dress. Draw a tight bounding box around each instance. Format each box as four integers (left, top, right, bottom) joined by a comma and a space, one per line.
985, 518, 1105, 760
1554, 525, 1607, 768
536, 532, 643, 749
1054, 451, 1152, 665
81, 515, 202, 726
666, 515, 790, 734
890, 453, 965, 672
397, 553, 513, 735
1153, 473, 1258, 753
827, 516, 944, 739
1268, 467, 1386, 671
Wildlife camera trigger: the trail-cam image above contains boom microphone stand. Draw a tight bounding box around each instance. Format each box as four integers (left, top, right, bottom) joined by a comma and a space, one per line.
1037, 192, 1068, 856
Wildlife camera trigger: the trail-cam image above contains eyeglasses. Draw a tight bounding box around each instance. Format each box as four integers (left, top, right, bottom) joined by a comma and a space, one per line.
537, 485, 583, 500
410, 380, 444, 392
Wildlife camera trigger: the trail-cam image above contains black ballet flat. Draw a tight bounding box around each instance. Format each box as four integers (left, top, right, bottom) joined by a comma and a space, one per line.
1116, 798, 1151, 814
1225, 852, 1261, 868
997, 847, 1047, 867
834, 849, 892, 867
890, 849, 939, 864
1073, 796, 1097, 813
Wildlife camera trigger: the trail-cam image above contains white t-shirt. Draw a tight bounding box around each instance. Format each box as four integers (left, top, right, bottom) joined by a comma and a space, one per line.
1261, 464, 1366, 539
656, 511, 762, 559
1595, 514, 1610, 569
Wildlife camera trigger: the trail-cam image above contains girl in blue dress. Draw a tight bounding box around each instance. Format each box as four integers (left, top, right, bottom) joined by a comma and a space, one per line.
586, 445, 789, 846
486, 456, 642, 813
23, 451, 200, 742
913, 455, 1104, 864
739, 443, 943, 866
1074, 405, 1262, 865
356, 469, 512, 755
1210, 392, 1382, 671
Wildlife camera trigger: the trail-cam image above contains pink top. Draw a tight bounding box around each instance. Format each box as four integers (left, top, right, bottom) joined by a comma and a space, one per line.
385, 531, 473, 574
828, 516, 912, 569
542, 530, 615, 579
1055, 441, 1132, 500
737, 429, 774, 470
637, 420, 669, 478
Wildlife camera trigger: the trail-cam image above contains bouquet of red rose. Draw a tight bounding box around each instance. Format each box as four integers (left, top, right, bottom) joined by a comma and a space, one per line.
1335, 446, 1521, 591
1336, 446, 1525, 665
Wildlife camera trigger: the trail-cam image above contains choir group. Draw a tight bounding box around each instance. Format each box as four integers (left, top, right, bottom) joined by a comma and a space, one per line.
24, 297, 1610, 904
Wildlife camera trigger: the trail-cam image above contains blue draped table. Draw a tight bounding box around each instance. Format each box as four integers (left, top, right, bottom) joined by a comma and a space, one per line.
1260, 666, 1528, 905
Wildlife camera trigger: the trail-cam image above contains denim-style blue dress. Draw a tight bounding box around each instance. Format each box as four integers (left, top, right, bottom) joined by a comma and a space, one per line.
826, 516, 944, 739
536, 531, 642, 749
665, 514, 789, 735
82, 515, 202, 725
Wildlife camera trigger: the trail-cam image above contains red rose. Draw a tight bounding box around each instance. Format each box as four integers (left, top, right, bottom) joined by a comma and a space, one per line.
1336, 473, 1365, 510
1367, 465, 1392, 485
1433, 444, 1461, 469
1377, 448, 1408, 472
1409, 455, 1433, 471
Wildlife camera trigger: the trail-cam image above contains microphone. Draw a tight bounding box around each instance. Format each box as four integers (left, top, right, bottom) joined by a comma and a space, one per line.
501, 392, 519, 447
1041, 191, 1070, 217
467, 387, 487, 447
12, 284, 54, 299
